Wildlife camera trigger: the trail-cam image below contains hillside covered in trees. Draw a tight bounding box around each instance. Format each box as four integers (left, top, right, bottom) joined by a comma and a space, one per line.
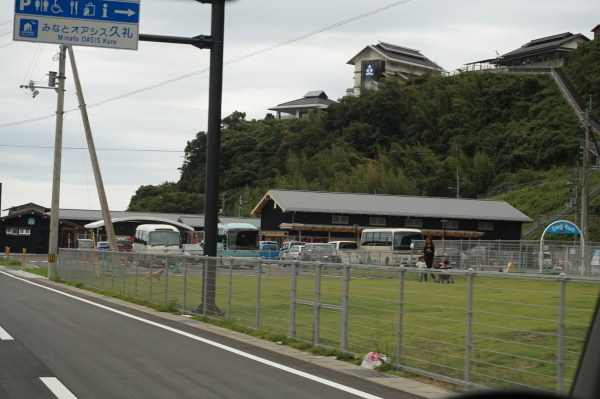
127, 42, 600, 217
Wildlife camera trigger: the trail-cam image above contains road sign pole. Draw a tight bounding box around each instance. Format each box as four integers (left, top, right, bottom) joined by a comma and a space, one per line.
67, 46, 118, 252
201, 0, 225, 314
48, 45, 67, 278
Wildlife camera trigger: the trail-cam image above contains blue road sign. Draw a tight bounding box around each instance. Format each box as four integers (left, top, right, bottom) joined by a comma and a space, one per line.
14, 0, 139, 50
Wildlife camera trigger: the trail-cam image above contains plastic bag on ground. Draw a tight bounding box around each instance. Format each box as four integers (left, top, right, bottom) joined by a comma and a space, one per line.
360, 351, 388, 369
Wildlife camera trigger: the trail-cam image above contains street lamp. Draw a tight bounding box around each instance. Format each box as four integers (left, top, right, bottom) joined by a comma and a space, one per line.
440, 220, 448, 258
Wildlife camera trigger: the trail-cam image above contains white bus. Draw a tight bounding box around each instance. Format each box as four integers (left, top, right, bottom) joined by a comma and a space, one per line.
133, 224, 181, 266
360, 228, 423, 266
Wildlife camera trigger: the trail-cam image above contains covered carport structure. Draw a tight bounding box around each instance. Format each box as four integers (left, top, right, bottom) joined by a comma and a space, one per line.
84, 217, 195, 243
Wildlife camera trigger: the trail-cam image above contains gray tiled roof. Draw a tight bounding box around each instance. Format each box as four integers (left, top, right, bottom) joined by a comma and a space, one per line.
348, 42, 443, 71
501, 33, 588, 58
267, 190, 532, 222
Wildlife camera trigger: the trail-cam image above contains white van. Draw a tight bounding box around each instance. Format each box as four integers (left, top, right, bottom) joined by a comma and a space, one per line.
133, 225, 181, 266
328, 241, 359, 251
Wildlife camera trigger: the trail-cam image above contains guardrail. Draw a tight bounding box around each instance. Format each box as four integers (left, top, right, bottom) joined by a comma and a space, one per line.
57, 249, 600, 394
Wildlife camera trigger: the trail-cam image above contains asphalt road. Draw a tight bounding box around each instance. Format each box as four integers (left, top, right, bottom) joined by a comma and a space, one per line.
0, 271, 424, 399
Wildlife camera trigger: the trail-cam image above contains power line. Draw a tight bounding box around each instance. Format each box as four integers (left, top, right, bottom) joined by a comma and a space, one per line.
0, 20, 12, 26
0, 144, 184, 152
0, 0, 411, 128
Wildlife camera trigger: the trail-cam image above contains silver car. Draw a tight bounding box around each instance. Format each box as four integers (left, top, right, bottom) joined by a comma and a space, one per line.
182, 243, 204, 257
282, 244, 305, 266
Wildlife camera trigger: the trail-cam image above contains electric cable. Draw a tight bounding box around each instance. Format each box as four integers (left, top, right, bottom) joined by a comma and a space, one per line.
0, 0, 411, 128
0, 144, 184, 152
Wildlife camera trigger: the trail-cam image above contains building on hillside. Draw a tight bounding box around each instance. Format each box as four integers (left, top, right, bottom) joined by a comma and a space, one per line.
592, 25, 600, 41
0, 203, 261, 253
252, 189, 532, 244
268, 91, 336, 119
346, 41, 444, 96
468, 32, 589, 69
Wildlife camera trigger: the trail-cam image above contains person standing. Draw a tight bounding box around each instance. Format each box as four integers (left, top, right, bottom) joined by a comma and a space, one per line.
422, 236, 437, 283
417, 256, 427, 282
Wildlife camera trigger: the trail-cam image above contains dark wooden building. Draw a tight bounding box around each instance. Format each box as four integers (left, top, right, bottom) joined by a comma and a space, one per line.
252, 190, 532, 244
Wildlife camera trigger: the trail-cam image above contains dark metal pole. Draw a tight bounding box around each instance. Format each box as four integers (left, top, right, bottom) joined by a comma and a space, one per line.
201, 0, 225, 314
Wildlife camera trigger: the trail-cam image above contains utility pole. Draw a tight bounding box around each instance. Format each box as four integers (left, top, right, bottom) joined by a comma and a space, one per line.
67, 46, 118, 251
581, 98, 592, 275
238, 195, 248, 218
449, 169, 460, 198
47, 45, 67, 278
201, 0, 226, 314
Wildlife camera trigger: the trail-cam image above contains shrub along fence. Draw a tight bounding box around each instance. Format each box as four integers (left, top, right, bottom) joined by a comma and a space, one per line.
57, 249, 600, 394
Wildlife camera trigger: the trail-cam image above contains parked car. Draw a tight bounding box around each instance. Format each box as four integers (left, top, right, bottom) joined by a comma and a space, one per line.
182, 243, 204, 257
279, 241, 305, 259
97, 241, 110, 251
328, 241, 358, 251
260, 242, 279, 262
117, 240, 134, 252
74, 239, 94, 249
299, 243, 342, 264
282, 245, 305, 266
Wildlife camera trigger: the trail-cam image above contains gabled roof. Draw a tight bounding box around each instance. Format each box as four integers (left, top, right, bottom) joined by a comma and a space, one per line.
347, 41, 443, 71
592, 24, 600, 33
268, 91, 336, 111
500, 32, 589, 58
252, 190, 532, 223
3, 203, 49, 215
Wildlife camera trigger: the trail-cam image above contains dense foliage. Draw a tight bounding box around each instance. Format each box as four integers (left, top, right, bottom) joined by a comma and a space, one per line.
128, 52, 595, 216
563, 39, 600, 118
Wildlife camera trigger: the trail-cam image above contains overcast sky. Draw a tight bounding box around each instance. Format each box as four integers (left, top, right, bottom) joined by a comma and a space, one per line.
0, 0, 597, 216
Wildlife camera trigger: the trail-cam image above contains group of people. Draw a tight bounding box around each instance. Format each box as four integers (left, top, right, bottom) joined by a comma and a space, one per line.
416, 236, 452, 283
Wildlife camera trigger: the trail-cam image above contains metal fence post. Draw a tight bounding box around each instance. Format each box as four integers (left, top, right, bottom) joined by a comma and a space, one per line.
134, 253, 138, 299
465, 268, 475, 385
396, 266, 406, 369
289, 261, 298, 338
122, 253, 126, 296
100, 252, 105, 290
183, 256, 188, 313
110, 251, 115, 291
227, 257, 233, 320
149, 254, 154, 303
202, 256, 208, 316
557, 273, 567, 394
341, 263, 350, 351
256, 256, 262, 330
164, 254, 169, 305
313, 261, 322, 347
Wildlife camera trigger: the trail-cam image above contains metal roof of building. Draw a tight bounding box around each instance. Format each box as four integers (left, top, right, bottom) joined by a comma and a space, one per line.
179, 216, 205, 228
54, 209, 202, 222
253, 190, 532, 223
219, 217, 261, 229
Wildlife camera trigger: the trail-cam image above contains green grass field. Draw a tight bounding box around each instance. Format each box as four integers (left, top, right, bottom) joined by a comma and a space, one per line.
57, 258, 599, 393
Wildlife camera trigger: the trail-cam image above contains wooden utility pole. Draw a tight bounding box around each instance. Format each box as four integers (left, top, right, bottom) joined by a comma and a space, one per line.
67, 46, 118, 251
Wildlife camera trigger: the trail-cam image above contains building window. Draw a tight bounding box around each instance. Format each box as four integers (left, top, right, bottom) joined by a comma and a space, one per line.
332, 215, 349, 224
479, 222, 494, 230
6, 227, 30, 236
299, 110, 309, 118
443, 221, 458, 229
405, 219, 422, 228
369, 217, 385, 226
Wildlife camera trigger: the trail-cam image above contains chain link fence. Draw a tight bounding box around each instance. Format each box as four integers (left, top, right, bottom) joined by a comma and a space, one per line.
57, 249, 600, 394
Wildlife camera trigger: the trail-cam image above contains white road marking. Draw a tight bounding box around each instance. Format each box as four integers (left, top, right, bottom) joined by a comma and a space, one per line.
0, 325, 14, 340
0, 271, 382, 399
40, 377, 78, 399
